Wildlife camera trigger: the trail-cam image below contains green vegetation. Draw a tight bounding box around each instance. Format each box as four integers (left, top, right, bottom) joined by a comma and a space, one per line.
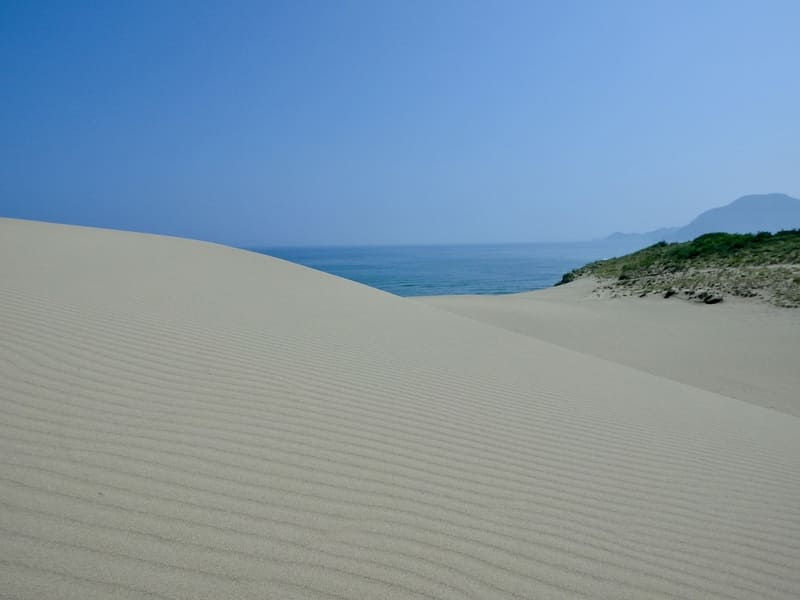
558, 230, 800, 307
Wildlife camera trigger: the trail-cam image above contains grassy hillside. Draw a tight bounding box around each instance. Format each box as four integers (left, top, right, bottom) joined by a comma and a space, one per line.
558, 230, 800, 307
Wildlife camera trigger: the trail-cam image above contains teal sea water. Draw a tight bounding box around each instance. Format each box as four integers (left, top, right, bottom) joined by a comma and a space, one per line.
251, 241, 645, 297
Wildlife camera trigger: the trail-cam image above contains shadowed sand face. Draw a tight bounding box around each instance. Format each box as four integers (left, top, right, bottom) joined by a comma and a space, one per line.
417, 278, 800, 416
2, 218, 799, 599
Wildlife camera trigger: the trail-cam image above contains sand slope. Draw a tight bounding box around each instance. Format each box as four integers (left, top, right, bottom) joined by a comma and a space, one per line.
418, 279, 800, 416
1, 218, 800, 599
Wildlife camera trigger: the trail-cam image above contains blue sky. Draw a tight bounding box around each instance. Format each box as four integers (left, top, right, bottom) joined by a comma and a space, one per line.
1, 0, 798, 246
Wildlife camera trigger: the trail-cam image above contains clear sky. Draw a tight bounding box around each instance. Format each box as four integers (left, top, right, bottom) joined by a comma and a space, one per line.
1, 1, 798, 246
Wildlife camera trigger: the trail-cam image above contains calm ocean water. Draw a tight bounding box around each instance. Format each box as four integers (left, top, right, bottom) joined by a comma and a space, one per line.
251, 241, 645, 297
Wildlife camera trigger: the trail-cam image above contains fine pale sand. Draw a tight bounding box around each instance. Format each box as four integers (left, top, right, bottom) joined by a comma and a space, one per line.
417, 279, 800, 417
2, 218, 800, 599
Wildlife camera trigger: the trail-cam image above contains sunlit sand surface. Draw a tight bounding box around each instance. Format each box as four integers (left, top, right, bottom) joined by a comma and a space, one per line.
2, 218, 799, 599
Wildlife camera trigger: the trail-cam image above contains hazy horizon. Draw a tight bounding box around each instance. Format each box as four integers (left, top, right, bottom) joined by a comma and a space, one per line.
2, 1, 799, 246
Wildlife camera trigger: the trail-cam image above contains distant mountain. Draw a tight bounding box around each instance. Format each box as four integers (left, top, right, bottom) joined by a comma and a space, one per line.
605, 227, 680, 244
604, 193, 800, 243
677, 193, 800, 240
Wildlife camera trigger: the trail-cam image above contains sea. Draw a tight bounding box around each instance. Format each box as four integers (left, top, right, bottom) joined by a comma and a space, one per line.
250, 240, 645, 297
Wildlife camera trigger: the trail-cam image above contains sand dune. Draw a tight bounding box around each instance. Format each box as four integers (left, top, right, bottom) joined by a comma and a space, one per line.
418, 279, 800, 416
2, 218, 800, 599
